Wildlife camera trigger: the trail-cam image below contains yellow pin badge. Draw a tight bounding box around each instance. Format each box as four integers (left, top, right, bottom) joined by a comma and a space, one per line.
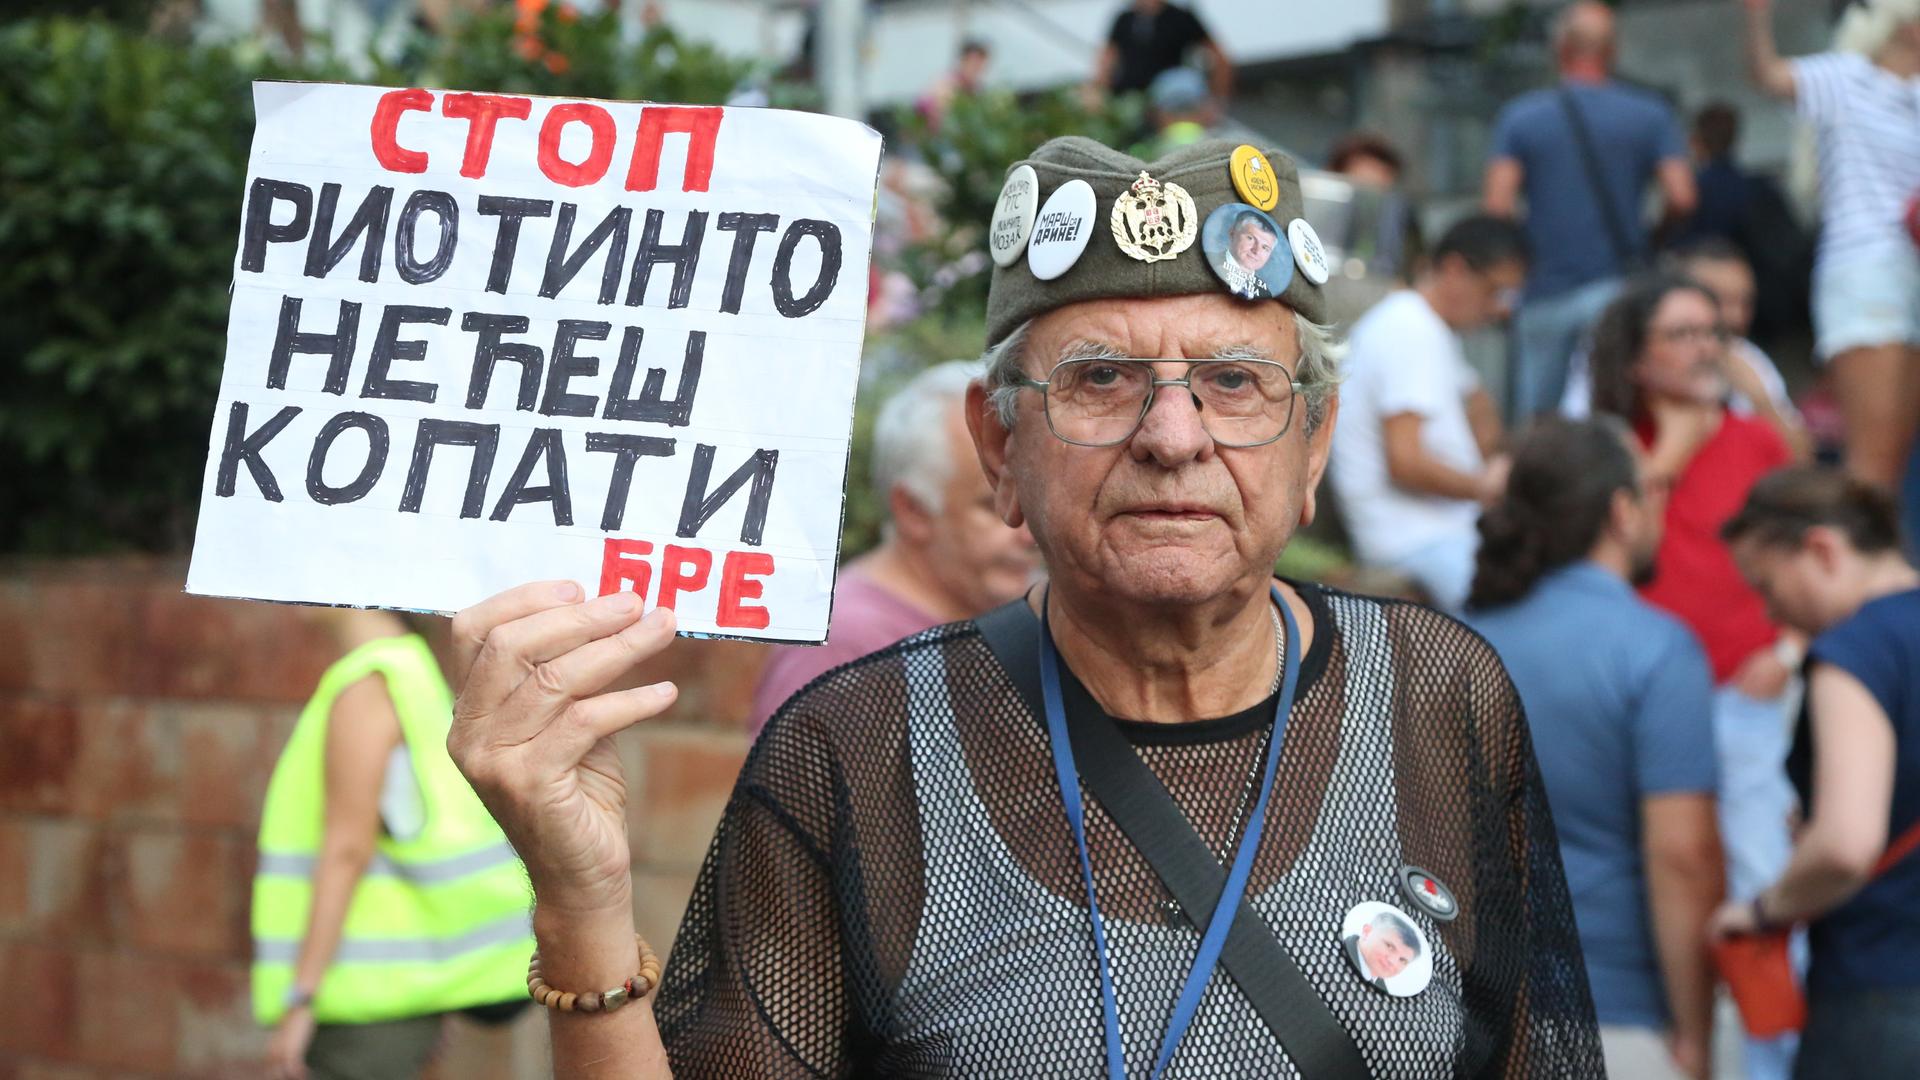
1110, 171, 1197, 263
1229, 145, 1279, 213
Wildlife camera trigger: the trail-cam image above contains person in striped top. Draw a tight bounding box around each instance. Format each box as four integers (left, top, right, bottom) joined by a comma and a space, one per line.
1741, 0, 1920, 492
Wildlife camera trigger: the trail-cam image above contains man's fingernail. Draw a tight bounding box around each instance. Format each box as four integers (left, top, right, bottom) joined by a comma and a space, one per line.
602, 591, 639, 613
645, 606, 676, 629
655, 681, 677, 700
554, 581, 581, 600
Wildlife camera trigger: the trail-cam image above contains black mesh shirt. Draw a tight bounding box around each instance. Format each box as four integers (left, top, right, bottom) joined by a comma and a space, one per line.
656, 583, 1603, 1077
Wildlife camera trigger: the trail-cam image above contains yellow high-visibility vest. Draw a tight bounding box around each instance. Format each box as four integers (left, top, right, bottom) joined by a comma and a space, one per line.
251, 634, 533, 1025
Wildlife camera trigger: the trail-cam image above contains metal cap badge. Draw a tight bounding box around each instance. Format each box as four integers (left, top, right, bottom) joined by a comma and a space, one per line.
1109, 171, 1197, 263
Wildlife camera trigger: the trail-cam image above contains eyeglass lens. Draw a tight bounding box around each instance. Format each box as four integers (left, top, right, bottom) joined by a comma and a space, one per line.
1043, 359, 1295, 447
1655, 324, 1729, 345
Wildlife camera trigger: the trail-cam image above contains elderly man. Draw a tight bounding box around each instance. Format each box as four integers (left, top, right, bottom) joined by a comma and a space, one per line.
447, 138, 1602, 1077
1215, 209, 1279, 299
748, 361, 1039, 733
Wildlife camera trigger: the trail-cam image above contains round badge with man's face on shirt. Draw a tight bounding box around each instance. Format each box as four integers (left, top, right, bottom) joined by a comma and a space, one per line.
1340, 901, 1433, 997
1201, 202, 1292, 301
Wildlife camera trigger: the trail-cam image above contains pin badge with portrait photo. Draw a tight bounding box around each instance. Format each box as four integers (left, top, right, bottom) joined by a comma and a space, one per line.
1339, 900, 1434, 997
1202, 203, 1292, 301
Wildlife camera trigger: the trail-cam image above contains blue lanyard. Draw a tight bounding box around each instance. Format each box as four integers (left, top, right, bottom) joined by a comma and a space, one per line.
1039, 586, 1302, 1080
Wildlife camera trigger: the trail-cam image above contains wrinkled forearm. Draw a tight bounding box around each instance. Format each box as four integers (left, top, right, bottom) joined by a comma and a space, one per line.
537, 904, 673, 1078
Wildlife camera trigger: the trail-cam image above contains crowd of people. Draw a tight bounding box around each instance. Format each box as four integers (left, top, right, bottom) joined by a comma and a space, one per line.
1320, 3, 1920, 1078
724, 12, 1919, 1077
762, 2, 1920, 1077
245, 1, 1920, 1077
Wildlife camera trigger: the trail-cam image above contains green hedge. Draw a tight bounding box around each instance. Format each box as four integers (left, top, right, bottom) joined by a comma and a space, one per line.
887, 88, 1144, 322
0, 19, 265, 551
0, 12, 748, 553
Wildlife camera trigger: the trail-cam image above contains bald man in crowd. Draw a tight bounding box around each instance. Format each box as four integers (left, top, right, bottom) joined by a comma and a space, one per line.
1484, 0, 1695, 422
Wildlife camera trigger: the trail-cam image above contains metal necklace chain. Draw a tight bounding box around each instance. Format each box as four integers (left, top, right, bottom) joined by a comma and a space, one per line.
1266, 599, 1284, 696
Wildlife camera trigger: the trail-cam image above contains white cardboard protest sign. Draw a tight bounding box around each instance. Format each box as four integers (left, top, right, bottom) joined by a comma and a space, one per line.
187, 82, 883, 642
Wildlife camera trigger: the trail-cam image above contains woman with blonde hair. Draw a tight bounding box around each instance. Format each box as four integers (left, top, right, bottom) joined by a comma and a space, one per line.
1741, 0, 1920, 492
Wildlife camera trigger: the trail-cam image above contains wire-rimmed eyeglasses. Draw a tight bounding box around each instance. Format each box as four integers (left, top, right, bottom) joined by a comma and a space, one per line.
1015, 357, 1304, 448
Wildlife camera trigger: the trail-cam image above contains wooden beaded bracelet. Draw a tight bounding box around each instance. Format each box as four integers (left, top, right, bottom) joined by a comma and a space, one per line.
527, 933, 663, 1014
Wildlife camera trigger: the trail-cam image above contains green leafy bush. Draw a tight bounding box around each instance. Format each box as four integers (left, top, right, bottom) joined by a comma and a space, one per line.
388, 8, 752, 105
0, 12, 751, 553
0, 19, 267, 551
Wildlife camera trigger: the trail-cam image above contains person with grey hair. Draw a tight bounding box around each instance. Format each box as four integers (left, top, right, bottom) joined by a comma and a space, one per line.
747, 360, 1039, 733
444, 136, 1601, 1077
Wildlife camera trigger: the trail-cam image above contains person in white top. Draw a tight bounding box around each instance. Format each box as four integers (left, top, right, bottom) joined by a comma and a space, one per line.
1331, 215, 1527, 610
1742, 0, 1920, 490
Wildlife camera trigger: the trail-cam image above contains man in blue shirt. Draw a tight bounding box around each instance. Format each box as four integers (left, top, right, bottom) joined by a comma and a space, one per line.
1483, 0, 1695, 422
1467, 417, 1722, 1080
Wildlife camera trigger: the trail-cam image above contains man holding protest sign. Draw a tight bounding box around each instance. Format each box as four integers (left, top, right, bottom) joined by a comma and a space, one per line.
442, 137, 1604, 1076
192, 80, 882, 1067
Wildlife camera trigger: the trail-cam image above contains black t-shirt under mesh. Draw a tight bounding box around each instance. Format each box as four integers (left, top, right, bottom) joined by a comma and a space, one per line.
657, 583, 1602, 1077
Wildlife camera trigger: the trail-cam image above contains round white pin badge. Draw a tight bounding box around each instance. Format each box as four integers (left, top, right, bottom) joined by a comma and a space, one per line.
1287, 218, 1331, 286
1027, 179, 1097, 282
989, 164, 1040, 268
1339, 900, 1433, 997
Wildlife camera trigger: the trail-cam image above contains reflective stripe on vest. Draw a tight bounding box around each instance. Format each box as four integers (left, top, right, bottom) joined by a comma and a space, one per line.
250, 635, 535, 1027
253, 909, 533, 965
255, 839, 521, 885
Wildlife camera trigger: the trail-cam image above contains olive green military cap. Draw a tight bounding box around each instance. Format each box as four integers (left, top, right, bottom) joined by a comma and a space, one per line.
985, 136, 1330, 347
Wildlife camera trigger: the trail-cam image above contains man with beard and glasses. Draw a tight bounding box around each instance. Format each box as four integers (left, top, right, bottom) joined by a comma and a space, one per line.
444, 137, 1601, 1078
1468, 417, 1723, 1080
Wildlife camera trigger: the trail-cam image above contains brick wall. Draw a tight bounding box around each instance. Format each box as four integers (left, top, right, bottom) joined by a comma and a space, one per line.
0, 558, 765, 1079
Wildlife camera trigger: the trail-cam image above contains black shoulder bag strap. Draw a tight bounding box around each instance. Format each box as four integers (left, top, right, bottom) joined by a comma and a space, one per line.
1556, 87, 1642, 272
973, 599, 1370, 1079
